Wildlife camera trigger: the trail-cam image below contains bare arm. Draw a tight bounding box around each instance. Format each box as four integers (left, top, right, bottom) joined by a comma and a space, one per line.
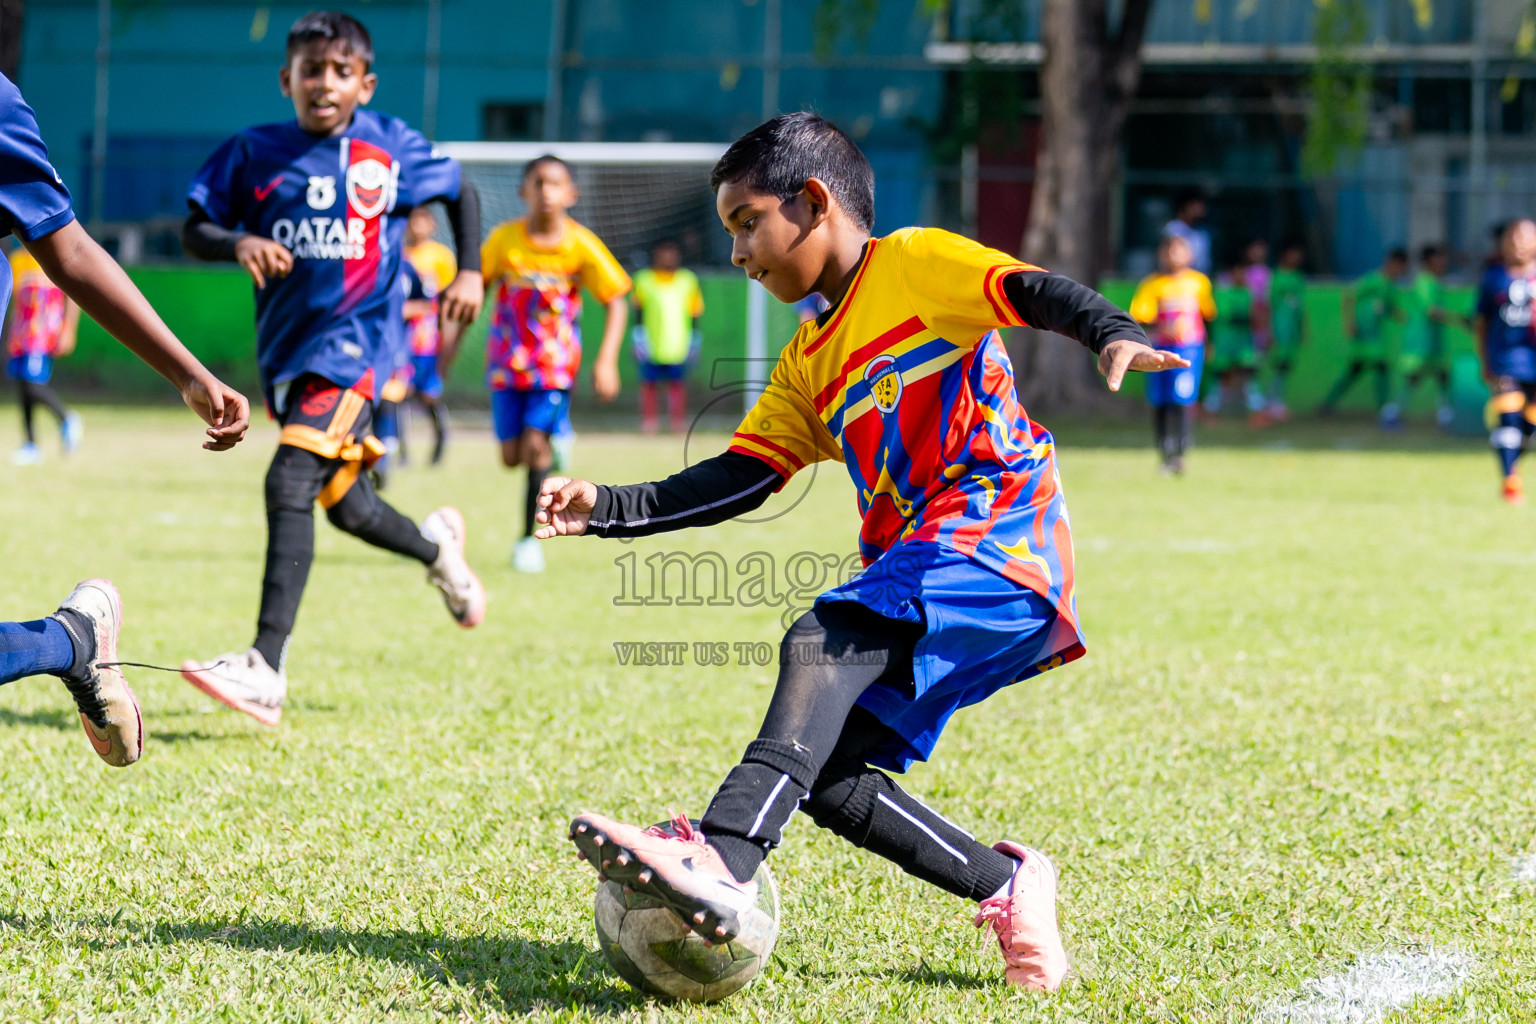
591, 293, 629, 401
28, 220, 250, 449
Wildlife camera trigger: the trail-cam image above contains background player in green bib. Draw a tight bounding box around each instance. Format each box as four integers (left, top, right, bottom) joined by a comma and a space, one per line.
1320, 248, 1407, 420
1381, 244, 1467, 430
630, 238, 703, 434
1261, 240, 1306, 422
1203, 253, 1252, 417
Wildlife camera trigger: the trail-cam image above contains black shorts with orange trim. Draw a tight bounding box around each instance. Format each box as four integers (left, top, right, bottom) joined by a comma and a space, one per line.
278, 374, 374, 459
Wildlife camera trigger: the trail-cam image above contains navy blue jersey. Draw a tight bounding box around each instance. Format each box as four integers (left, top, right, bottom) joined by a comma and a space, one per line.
188, 111, 460, 407
391, 260, 428, 372
0, 74, 75, 323
1477, 264, 1536, 381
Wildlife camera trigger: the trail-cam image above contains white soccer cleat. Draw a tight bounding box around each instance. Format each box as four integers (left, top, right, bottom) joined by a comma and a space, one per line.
180, 647, 286, 726
54, 578, 143, 767
422, 505, 485, 628
512, 536, 546, 574
10, 443, 41, 466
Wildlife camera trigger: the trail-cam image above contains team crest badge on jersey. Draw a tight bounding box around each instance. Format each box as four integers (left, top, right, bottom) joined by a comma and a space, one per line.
865, 354, 903, 414
345, 158, 392, 219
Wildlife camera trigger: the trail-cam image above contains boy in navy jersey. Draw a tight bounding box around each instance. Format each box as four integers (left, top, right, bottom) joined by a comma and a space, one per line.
1477, 218, 1536, 504
179, 12, 487, 724
0, 73, 251, 766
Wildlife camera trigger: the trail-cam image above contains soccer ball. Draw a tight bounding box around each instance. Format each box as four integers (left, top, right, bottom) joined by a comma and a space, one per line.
592, 827, 780, 1002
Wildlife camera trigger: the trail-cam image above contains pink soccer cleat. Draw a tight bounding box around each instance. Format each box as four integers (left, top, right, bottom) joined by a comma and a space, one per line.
974, 842, 1069, 991
569, 812, 759, 942
55, 579, 143, 767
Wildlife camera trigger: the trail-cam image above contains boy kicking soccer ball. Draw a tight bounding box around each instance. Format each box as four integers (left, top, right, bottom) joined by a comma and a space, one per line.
535, 114, 1181, 989
480, 155, 631, 573
178, 11, 486, 724
0, 72, 251, 765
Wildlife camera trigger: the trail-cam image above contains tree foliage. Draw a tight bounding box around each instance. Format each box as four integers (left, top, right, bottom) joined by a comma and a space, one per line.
1302, 0, 1372, 178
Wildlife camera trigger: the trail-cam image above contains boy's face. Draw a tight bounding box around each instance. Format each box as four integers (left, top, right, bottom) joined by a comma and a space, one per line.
1280, 247, 1304, 269
716, 180, 827, 303
653, 243, 681, 271
1161, 237, 1191, 273
1425, 251, 1448, 275
281, 40, 375, 136
521, 162, 577, 219
1385, 256, 1408, 277
1504, 220, 1536, 265
1245, 240, 1268, 265
406, 208, 436, 245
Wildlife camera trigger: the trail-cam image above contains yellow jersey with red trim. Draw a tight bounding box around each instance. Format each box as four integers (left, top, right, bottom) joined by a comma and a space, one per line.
729, 227, 1079, 626
1128, 268, 1214, 348
5, 247, 66, 358
480, 217, 631, 391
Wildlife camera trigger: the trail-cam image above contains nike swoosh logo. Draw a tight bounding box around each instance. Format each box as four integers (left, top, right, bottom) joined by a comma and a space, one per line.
81, 716, 112, 756
254, 175, 283, 201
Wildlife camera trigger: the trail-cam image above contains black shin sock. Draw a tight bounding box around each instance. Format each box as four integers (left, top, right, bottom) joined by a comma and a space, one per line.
1176, 405, 1194, 457
18, 381, 35, 445
805, 745, 1017, 902
1153, 406, 1170, 460
253, 446, 325, 671
325, 470, 439, 564
699, 604, 923, 881
525, 465, 549, 537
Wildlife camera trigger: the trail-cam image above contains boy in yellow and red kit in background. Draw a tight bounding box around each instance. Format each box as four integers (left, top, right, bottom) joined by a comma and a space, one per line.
4, 242, 81, 464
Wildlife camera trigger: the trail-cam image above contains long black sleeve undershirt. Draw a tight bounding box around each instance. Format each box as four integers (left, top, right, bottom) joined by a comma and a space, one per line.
1002, 268, 1147, 355
586, 452, 781, 538
181, 178, 481, 268
588, 267, 1147, 537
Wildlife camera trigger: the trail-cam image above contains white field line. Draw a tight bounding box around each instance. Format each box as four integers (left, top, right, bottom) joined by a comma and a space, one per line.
1258, 950, 1475, 1024
1511, 853, 1536, 883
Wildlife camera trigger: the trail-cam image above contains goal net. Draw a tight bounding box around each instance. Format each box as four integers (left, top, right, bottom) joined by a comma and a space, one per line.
435, 141, 783, 413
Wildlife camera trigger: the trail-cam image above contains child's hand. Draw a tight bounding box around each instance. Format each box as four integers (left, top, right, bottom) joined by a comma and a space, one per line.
234, 236, 294, 289
592, 358, 621, 401
1097, 338, 1190, 392
180, 371, 251, 451
534, 476, 598, 538
440, 270, 485, 325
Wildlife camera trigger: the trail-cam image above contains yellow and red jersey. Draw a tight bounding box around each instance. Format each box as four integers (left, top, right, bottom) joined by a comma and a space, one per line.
730, 227, 1079, 631
403, 240, 455, 357
480, 217, 631, 391
5, 248, 66, 358
1128, 268, 1214, 348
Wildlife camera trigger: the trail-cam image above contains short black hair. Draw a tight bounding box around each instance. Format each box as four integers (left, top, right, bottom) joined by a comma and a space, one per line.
1279, 236, 1306, 254
710, 112, 876, 232
287, 11, 373, 70
1173, 188, 1205, 213
1386, 247, 1409, 264
522, 153, 573, 184
1420, 243, 1446, 263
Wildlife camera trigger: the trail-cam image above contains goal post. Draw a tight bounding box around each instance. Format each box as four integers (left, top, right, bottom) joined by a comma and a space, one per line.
436, 140, 774, 415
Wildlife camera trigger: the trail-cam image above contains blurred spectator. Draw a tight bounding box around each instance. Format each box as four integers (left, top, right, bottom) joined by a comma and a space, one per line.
1163, 190, 1212, 275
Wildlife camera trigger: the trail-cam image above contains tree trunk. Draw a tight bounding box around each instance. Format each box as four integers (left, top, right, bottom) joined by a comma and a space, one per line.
1014, 0, 1153, 411
0, 0, 24, 84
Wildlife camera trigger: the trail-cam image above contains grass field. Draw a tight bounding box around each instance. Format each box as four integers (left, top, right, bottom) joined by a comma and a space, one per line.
1, 406, 1534, 1023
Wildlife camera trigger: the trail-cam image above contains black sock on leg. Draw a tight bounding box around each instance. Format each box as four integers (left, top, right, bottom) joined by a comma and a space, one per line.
525, 466, 549, 537
700, 738, 820, 882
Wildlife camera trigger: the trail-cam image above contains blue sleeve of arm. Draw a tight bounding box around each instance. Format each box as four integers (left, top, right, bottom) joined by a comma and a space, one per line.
396, 124, 461, 208
187, 134, 246, 227
0, 76, 76, 242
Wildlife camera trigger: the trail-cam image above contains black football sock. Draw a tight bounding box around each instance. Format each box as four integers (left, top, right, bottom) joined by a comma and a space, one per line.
18, 381, 35, 445
253, 445, 328, 671
429, 400, 448, 464
525, 465, 549, 537
699, 604, 922, 882
325, 470, 439, 564
1177, 405, 1194, 457
804, 753, 1017, 902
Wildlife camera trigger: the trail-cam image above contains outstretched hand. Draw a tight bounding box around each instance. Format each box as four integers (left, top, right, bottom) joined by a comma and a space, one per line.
1097, 338, 1191, 392
534, 476, 599, 538
181, 372, 251, 451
